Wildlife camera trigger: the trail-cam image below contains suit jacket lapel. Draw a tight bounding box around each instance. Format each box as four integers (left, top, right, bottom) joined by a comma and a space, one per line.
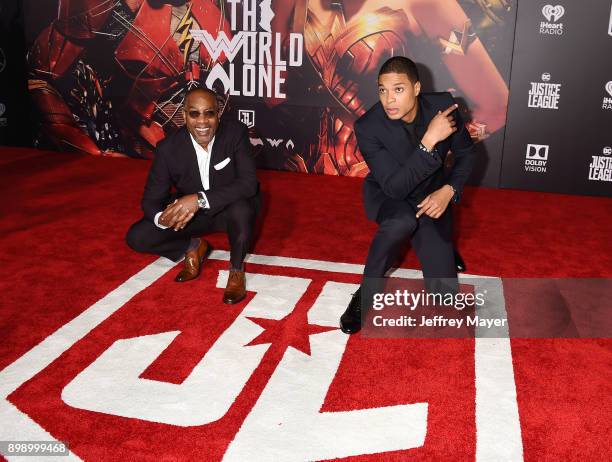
415, 96, 429, 141
180, 127, 205, 191
209, 121, 224, 178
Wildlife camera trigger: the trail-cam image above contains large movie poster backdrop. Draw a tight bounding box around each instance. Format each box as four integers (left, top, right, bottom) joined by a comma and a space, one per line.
22, 0, 515, 186
501, 0, 612, 196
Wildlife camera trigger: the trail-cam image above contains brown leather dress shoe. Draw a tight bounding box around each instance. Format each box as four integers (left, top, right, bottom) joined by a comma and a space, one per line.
174, 239, 212, 282
223, 270, 246, 304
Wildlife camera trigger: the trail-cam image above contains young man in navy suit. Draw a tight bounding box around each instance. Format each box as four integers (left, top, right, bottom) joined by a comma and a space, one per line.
340, 56, 475, 334
126, 88, 259, 304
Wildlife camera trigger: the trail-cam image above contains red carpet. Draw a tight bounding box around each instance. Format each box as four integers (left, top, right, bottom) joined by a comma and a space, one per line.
0, 147, 611, 461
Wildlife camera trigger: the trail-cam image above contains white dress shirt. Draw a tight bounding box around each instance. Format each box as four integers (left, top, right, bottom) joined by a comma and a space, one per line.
154, 134, 215, 229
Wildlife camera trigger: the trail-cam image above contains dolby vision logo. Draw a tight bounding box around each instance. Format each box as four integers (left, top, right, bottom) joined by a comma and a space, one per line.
526, 144, 549, 160
525, 144, 549, 173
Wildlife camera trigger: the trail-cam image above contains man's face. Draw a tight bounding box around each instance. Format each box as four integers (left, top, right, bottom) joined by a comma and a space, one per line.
183, 91, 219, 147
378, 72, 421, 123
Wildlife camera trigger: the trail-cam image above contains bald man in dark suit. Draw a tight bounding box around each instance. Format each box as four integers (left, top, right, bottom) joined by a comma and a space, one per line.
127, 88, 258, 304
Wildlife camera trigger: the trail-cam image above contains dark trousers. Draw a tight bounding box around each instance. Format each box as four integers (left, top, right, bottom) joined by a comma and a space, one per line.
363, 198, 457, 293
126, 197, 257, 268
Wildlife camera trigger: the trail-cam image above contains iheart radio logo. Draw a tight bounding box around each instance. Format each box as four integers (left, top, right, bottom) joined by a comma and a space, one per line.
542, 5, 565, 22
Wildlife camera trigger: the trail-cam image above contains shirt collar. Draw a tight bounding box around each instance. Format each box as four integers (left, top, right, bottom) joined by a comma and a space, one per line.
189, 132, 215, 154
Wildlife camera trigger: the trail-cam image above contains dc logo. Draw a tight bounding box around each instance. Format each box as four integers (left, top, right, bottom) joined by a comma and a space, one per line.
526, 144, 549, 160
238, 109, 256, 128
541, 73, 551, 82
603, 147, 612, 156
542, 5, 565, 22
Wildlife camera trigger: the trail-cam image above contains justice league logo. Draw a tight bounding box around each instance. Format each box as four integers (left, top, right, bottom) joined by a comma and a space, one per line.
528, 73, 561, 110
238, 109, 255, 128
588, 146, 612, 182
0, 253, 521, 461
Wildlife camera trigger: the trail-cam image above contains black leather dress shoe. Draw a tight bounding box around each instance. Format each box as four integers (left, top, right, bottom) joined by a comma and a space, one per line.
454, 249, 466, 273
340, 288, 362, 334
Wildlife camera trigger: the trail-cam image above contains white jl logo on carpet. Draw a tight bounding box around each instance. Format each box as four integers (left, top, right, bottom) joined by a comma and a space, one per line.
62, 273, 428, 460
0, 252, 523, 461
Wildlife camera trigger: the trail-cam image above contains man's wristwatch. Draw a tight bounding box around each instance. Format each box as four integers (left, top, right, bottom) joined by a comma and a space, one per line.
418, 142, 437, 157
447, 184, 458, 203
196, 192, 208, 209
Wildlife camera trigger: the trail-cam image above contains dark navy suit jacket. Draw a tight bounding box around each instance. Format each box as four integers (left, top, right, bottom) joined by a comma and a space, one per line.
354, 92, 475, 221
141, 118, 258, 221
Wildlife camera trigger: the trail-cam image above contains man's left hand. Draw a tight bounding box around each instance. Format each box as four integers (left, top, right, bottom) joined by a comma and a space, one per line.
416, 185, 455, 219
159, 194, 199, 230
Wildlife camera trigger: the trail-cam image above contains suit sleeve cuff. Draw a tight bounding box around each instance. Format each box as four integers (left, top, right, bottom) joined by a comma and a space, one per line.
199, 191, 211, 209
154, 211, 169, 229
447, 182, 461, 203
418, 142, 442, 163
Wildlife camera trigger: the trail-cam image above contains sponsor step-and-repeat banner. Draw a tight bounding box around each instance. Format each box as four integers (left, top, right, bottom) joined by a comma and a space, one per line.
501, 1, 612, 196
18, 0, 612, 196
21, 0, 516, 187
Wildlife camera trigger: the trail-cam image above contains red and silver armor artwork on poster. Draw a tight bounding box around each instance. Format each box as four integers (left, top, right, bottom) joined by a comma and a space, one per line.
27, 0, 512, 176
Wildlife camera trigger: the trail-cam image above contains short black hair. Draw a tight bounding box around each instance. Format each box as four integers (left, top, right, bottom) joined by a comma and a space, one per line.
184, 87, 218, 106
378, 56, 419, 83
